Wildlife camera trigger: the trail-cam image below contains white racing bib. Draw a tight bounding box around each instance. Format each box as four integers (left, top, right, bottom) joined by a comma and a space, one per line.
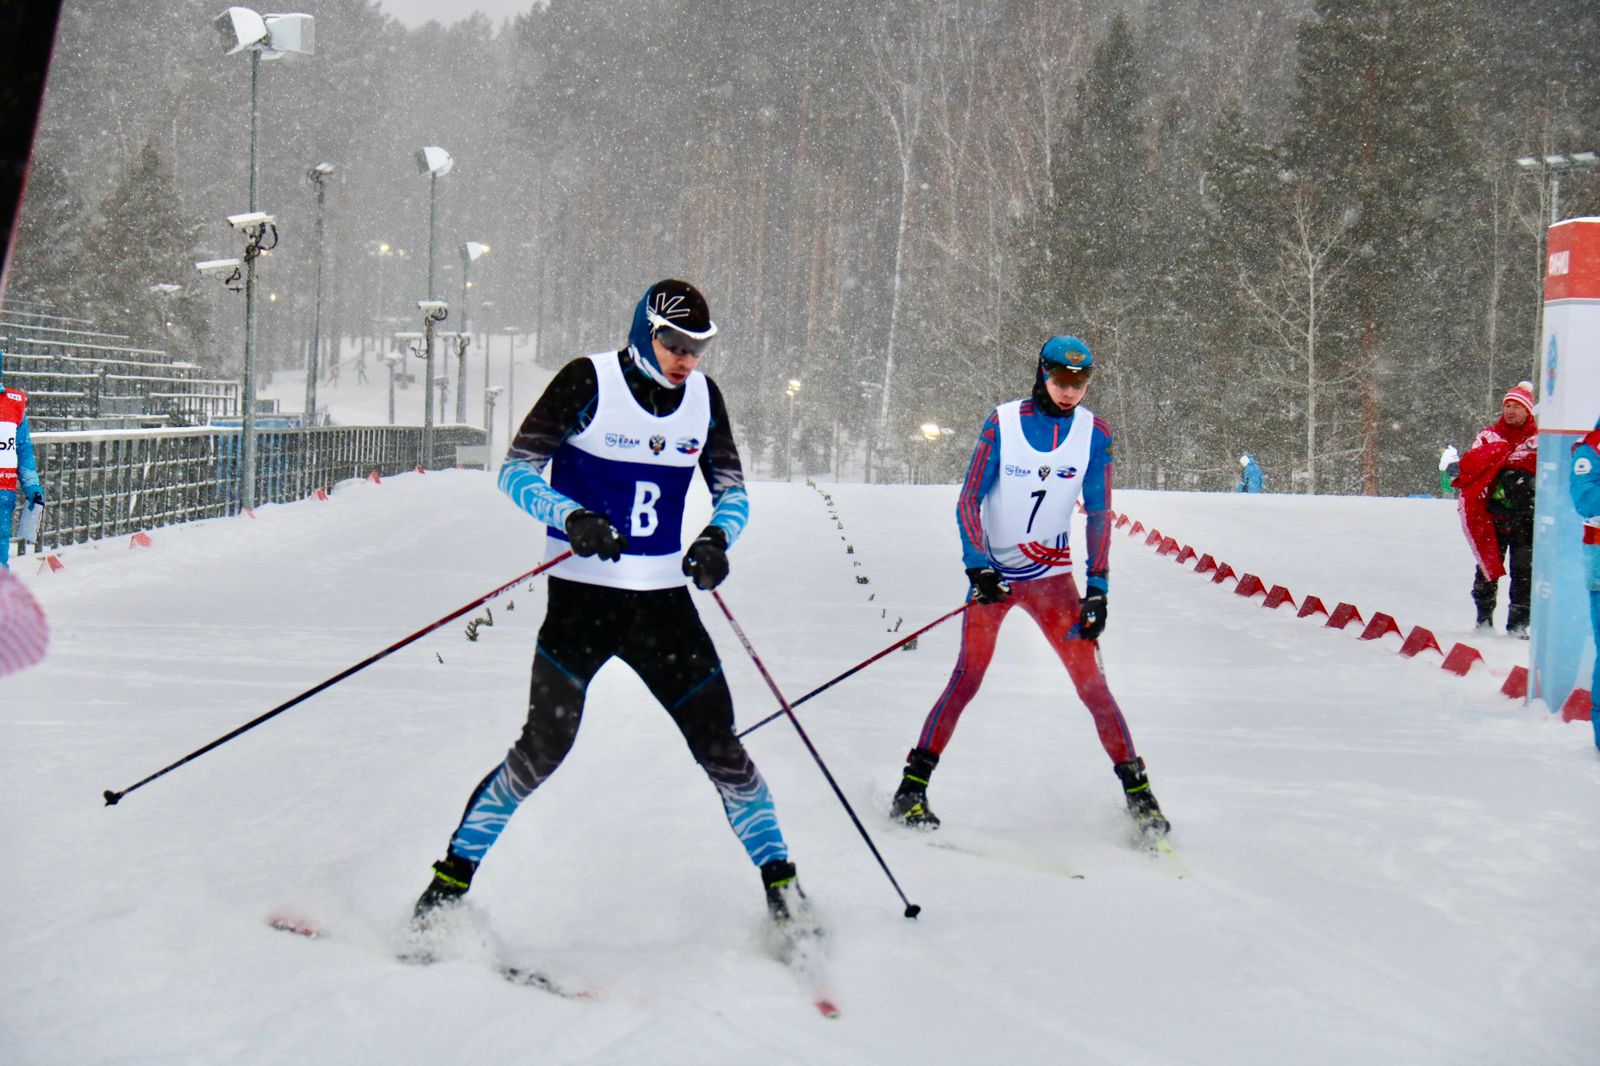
980, 401, 1094, 581
545, 353, 711, 589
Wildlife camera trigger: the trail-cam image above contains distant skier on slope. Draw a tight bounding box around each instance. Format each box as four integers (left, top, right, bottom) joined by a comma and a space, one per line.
412, 280, 811, 930
1237, 451, 1263, 493
887, 335, 1170, 844
1454, 381, 1537, 636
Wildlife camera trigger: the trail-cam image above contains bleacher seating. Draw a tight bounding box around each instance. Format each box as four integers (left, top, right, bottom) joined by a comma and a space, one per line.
0, 309, 240, 430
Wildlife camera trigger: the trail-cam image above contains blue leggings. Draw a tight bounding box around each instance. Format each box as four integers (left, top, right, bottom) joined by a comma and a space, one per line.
443, 578, 788, 870
0, 491, 14, 569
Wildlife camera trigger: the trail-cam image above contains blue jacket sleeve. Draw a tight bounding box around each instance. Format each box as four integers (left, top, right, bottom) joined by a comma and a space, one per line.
1081, 416, 1112, 594
17, 416, 42, 501
955, 412, 1001, 570
1573, 441, 1600, 519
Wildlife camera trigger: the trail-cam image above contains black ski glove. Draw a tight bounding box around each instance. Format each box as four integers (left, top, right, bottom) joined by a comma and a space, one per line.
564, 509, 628, 562
965, 567, 1010, 605
682, 527, 730, 590
1077, 591, 1108, 640
29, 493, 44, 508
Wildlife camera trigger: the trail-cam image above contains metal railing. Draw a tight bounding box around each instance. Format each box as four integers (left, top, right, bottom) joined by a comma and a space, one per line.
12, 423, 488, 552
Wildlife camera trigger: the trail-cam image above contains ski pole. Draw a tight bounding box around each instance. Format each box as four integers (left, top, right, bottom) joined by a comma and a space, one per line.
103, 551, 574, 807
737, 602, 970, 738
710, 589, 922, 919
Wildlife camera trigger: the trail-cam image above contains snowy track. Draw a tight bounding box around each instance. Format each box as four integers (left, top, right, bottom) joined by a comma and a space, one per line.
3, 474, 1597, 1064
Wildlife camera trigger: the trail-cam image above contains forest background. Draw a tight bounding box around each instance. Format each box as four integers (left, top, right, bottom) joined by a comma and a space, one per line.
8, 0, 1597, 492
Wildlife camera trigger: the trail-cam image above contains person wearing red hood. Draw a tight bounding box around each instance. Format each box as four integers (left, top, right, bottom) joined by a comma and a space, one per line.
1454, 381, 1538, 636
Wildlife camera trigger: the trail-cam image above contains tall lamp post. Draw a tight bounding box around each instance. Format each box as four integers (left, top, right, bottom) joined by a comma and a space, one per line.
1517, 151, 1598, 363
415, 145, 453, 446
1517, 151, 1600, 226
213, 7, 314, 510
785, 378, 803, 480
457, 241, 488, 424
304, 162, 334, 425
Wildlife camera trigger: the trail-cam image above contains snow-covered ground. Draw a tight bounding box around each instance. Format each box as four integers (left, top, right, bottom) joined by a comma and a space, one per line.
3, 473, 1597, 1065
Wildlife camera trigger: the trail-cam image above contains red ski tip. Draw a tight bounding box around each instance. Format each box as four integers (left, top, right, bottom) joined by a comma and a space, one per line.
814, 998, 841, 1019
268, 913, 325, 939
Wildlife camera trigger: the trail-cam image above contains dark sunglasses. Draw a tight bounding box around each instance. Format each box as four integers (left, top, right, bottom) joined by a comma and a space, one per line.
1045, 364, 1092, 388
655, 327, 714, 358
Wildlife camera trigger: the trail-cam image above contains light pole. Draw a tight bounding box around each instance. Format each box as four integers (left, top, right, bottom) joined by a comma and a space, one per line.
415, 146, 453, 443
457, 241, 488, 423
414, 301, 448, 463
213, 7, 314, 510
389, 334, 420, 426
485, 385, 503, 458
304, 162, 334, 425
1517, 151, 1600, 226
785, 378, 803, 480
1516, 151, 1598, 364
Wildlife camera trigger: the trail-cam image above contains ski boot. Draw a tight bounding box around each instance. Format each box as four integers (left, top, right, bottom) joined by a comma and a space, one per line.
1506, 605, 1530, 639
412, 853, 477, 927
1113, 756, 1170, 844
761, 859, 807, 923
889, 747, 941, 830
761, 858, 821, 959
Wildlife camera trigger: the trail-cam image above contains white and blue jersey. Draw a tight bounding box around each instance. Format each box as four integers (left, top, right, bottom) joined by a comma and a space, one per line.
542, 353, 710, 589
956, 398, 1114, 592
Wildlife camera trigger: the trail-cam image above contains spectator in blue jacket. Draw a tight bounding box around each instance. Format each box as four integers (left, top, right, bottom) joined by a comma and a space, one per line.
0, 350, 45, 569
1237, 452, 1263, 493
1571, 416, 1600, 749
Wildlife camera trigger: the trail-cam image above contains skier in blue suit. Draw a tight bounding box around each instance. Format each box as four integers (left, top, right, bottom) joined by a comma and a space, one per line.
1571, 416, 1600, 749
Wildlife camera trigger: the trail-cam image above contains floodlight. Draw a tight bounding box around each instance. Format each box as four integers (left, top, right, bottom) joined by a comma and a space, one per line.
1515, 156, 1541, 171
196, 257, 244, 275
460, 241, 488, 262
227, 210, 276, 230
1572, 151, 1599, 168
1543, 155, 1567, 167
149, 282, 183, 295
416, 146, 454, 176
263, 13, 315, 55
308, 162, 336, 178
215, 7, 268, 54
393, 331, 424, 341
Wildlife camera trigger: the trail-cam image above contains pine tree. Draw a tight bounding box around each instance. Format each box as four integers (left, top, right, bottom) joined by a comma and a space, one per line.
78, 141, 208, 360
7, 148, 88, 312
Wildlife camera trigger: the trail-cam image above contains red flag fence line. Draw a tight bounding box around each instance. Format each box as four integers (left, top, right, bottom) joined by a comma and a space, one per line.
1102, 506, 1589, 720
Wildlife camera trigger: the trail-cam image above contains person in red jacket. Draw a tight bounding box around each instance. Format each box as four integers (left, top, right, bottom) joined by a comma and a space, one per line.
1454, 381, 1537, 636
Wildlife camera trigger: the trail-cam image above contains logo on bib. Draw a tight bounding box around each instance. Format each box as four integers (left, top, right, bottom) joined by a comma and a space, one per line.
675, 437, 702, 455
605, 432, 640, 449
1055, 466, 1078, 479
1004, 464, 1033, 478
649, 434, 666, 455
1037, 466, 1051, 481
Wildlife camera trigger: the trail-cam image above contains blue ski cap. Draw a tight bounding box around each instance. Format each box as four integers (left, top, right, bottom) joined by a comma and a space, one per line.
1039, 335, 1093, 371
627, 279, 717, 388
